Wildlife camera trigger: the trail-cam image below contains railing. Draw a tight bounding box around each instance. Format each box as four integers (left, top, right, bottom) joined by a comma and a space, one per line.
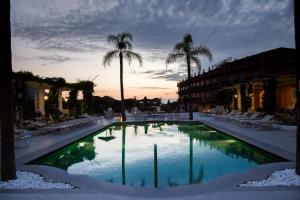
126, 113, 189, 122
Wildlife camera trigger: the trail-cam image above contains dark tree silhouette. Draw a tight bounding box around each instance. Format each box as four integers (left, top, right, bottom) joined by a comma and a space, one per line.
103, 32, 142, 121
166, 34, 212, 120
294, 0, 300, 175
0, 0, 16, 180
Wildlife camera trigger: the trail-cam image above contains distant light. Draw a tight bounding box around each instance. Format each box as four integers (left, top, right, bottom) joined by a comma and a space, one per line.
64, 98, 68, 102
78, 142, 85, 148
225, 140, 236, 143
234, 94, 238, 98
44, 95, 49, 101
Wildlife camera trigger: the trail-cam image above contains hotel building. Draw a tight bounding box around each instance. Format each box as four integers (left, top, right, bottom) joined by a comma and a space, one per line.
177, 47, 296, 113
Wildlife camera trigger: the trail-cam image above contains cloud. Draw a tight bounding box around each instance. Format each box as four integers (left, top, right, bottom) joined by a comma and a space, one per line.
130, 86, 169, 90
139, 67, 188, 82
38, 55, 72, 65
11, 0, 294, 77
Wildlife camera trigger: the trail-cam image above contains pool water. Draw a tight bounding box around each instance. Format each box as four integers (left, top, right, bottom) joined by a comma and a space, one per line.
32, 122, 283, 187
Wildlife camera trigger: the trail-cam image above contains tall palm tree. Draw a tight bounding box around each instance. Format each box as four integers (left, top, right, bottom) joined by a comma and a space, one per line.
166, 33, 212, 120
0, 0, 16, 180
103, 32, 142, 121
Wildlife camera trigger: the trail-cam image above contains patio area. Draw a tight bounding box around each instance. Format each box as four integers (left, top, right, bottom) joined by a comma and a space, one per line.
0, 113, 299, 200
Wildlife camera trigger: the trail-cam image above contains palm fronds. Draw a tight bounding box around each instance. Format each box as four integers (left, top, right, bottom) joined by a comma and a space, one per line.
191, 46, 213, 61
166, 53, 185, 65
103, 50, 119, 67
190, 56, 201, 71
124, 51, 142, 66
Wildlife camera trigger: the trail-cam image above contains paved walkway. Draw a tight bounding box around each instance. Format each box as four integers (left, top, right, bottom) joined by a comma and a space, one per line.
0, 115, 299, 200
15, 119, 114, 165
193, 115, 296, 161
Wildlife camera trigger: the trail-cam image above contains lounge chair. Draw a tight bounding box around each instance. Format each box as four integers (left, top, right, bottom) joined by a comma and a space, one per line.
233, 112, 259, 125
249, 116, 278, 130
222, 111, 242, 122
228, 112, 249, 123
214, 110, 237, 121
32, 121, 47, 128
15, 129, 31, 148
238, 115, 273, 128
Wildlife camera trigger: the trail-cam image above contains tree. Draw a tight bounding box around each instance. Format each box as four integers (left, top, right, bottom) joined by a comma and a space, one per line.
77, 81, 94, 114
44, 77, 66, 121
0, 0, 16, 180
262, 78, 277, 114
68, 89, 79, 117
103, 32, 142, 121
166, 33, 212, 120
294, 0, 300, 175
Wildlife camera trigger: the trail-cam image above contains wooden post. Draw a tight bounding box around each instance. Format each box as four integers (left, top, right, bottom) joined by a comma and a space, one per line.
294, 0, 300, 175
0, 0, 16, 181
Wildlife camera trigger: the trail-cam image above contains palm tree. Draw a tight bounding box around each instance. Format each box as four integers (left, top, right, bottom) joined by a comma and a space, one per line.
103, 32, 142, 121
166, 33, 212, 120
0, 0, 16, 180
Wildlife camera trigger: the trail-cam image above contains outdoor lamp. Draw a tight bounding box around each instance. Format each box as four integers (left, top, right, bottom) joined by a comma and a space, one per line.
234, 94, 238, 98
64, 98, 68, 102
44, 95, 49, 101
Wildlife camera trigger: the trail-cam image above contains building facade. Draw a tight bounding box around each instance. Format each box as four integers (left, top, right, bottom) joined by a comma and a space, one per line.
177, 48, 296, 113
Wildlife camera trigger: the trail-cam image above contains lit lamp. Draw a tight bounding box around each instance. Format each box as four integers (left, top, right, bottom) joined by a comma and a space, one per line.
44, 95, 49, 101
64, 98, 68, 102
234, 94, 238, 99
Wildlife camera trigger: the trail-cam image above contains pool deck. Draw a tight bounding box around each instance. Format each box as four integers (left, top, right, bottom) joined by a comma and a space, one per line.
1, 114, 299, 200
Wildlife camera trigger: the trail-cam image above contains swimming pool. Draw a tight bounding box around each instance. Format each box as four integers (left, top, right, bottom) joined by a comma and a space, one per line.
32, 122, 284, 187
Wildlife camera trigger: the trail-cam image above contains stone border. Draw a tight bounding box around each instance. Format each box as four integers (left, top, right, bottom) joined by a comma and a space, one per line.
1, 162, 296, 198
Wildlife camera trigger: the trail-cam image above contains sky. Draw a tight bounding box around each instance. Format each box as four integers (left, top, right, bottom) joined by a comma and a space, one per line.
11, 0, 295, 101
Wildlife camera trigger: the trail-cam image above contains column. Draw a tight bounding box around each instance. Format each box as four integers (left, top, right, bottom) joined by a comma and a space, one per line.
58, 89, 63, 112
237, 86, 242, 111
38, 89, 45, 115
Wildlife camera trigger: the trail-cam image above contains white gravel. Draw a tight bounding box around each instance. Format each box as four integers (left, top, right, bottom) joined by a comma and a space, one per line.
241, 169, 300, 187
0, 171, 74, 189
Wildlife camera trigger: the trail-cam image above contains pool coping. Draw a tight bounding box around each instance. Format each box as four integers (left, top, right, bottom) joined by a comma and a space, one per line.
6, 119, 298, 198
2, 162, 297, 198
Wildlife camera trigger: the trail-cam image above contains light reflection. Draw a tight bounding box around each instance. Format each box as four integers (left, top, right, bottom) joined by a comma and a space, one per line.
35, 123, 283, 187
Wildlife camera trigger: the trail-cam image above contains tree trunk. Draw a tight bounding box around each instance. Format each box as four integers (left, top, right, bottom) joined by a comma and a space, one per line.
294, 0, 300, 175
0, 0, 17, 181
119, 52, 126, 121
187, 56, 193, 120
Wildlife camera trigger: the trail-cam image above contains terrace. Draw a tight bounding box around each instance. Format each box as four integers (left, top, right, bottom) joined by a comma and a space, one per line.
0, 112, 298, 200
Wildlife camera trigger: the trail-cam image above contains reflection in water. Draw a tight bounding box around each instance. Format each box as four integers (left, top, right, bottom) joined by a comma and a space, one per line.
98, 128, 116, 142
154, 144, 158, 188
34, 123, 283, 187
36, 137, 96, 170
189, 137, 193, 184
134, 125, 138, 135
177, 124, 276, 164
144, 124, 149, 134
122, 125, 126, 185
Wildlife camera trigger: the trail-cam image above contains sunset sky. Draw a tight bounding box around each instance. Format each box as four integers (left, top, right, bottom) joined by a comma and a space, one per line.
11, 0, 295, 101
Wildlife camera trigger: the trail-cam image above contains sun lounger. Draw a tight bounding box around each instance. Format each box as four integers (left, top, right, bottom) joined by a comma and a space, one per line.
32, 121, 47, 128
232, 112, 259, 125
228, 112, 249, 123
238, 115, 273, 128
15, 129, 31, 148
215, 110, 238, 121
